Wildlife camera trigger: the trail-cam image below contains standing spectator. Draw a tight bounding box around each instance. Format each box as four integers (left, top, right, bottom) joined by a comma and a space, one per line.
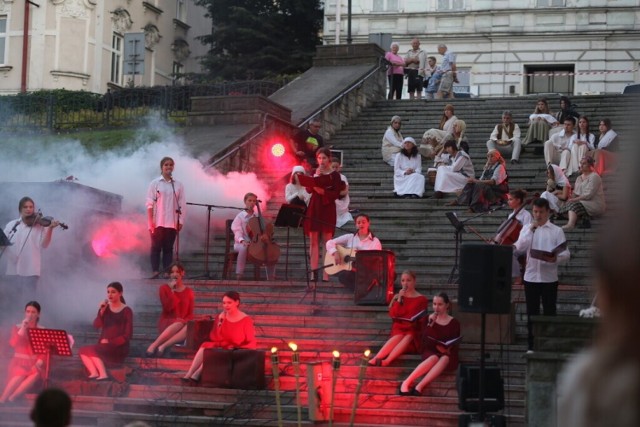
394, 137, 426, 198
514, 198, 570, 352
560, 156, 605, 230
293, 118, 324, 171
146, 157, 185, 279
436, 44, 458, 99
284, 166, 311, 208
79, 282, 133, 380
2, 197, 60, 313
591, 118, 618, 176
424, 56, 440, 100
145, 263, 194, 357
486, 111, 522, 164
30, 388, 72, 427
543, 117, 576, 171
404, 38, 427, 100
381, 115, 404, 166
522, 98, 556, 146
385, 42, 405, 100
331, 159, 353, 228
433, 139, 474, 199
566, 116, 596, 177
549, 96, 580, 137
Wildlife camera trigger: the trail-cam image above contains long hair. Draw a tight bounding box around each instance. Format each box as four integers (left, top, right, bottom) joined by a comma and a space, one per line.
107, 282, 126, 304
534, 97, 550, 114
400, 143, 419, 158
576, 116, 590, 140
439, 104, 455, 129
18, 196, 34, 213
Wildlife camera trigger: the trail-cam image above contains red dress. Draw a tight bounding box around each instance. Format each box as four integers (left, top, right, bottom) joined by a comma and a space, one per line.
388, 295, 429, 353
421, 317, 461, 371
303, 170, 343, 235
200, 314, 257, 350
7, 325, 44, 378
79, 306, 133, 365
157, 284, 194, 333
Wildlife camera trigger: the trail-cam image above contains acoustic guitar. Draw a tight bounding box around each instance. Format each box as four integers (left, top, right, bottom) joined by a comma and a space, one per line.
324, 245, 358, 275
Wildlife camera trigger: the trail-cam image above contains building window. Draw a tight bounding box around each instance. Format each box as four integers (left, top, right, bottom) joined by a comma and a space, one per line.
372, 0, 398, 12
111, 33, 124, 85
176, 0, 187, 22
172, 62, 184, 85
0, 16, 6, 65
437, 0, 465, 11
525, 65, 574, 94
536, 0, 565, 6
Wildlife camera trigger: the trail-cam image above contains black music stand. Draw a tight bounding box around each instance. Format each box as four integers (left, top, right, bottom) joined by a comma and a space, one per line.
0, 229, 11, 247
274, 204, 306, 281
28, 328, 72, 389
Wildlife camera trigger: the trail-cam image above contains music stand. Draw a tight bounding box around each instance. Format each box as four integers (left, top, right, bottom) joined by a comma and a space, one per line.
0, 229, 11, 247
28, 328, 72, 389
274, 204, 306, 281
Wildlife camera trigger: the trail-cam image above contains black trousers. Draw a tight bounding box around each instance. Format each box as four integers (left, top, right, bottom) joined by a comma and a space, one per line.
524, 280, 558, 350
388, 74, 403, 100
150, 226, 177, 272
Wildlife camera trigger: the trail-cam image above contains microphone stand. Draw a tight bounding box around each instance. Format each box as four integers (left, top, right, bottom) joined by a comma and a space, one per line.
170, 179, 182, 262
186, 202, 245, 279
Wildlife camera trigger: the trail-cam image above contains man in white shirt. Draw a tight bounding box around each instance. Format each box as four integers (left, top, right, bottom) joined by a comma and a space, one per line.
514, 198, 570, 351
543, 117, 576, 171
146, 157, 186, 279
486, 111, 522, 164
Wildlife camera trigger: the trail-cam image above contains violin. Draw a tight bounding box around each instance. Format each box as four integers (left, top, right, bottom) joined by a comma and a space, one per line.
246, 200, 280, 265
23, 213, 69, 230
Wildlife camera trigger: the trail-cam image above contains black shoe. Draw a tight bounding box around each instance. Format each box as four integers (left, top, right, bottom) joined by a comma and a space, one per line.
411, 387, 422, 396
144, 349, 157, 358
511, 159, 519, 164
398, 385, 412, 396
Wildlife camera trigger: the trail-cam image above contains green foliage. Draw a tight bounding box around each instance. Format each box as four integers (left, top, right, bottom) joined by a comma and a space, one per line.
194, 0, 322, 80
0, 90, 102, 115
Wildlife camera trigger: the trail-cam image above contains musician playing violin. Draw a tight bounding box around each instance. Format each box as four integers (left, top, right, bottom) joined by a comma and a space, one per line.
2, 197, 60, 314
231, 193, 276, 280
325, 214, 381, 289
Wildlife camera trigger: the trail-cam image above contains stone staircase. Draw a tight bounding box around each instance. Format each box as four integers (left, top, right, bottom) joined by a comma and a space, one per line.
0, 94, 636, 426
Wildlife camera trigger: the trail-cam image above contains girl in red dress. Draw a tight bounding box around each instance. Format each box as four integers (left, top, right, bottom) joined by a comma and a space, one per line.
369, 271, 429, 367
303, 147, 343, 281
79, 282, 133, 380
145, 263, 194, 357
399, 292, 461, 396
0, 301, 44, 403
182, 291, 256, 383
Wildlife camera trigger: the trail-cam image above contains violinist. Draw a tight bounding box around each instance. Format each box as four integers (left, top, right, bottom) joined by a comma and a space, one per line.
2, 197, 59, 311
231, 193, 276, 280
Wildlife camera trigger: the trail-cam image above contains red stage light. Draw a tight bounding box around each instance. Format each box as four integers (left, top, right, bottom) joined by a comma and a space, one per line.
271, 143, 285, 157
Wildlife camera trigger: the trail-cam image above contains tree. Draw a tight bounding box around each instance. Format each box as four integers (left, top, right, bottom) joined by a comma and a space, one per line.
194, 0, 323, 81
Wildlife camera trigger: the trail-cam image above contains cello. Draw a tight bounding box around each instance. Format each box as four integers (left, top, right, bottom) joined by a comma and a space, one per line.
247, 199, 281, 265
491, 194, 538, 245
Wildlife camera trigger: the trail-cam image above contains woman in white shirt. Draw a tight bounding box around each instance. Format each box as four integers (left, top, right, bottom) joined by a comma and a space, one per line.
591, 118, 618, 176
433, 139, 474, 199
394, 137, 426, 198
566, 116, 596, 177
382, 115, 404, 166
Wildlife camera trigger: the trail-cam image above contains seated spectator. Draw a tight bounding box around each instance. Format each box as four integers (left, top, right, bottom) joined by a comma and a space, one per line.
331, 158, 353, 227
381, 115, 404, 166
0, 301, 45, 403
523, 97, 556, 145
398, 292, 460, 396
486, 110, 522, 164
182, 291, 256, 383
419, 128, 445, 160
566, 116, 596, 177
426, 104, 458, 142
432, 139, 474, 199
30, 388, 72, 427
549, 96, 580, 138
449, 150, 508, 212
394, 137, 426, 198
284, 165, 311, 208
145, 263, 194, 358
560, 156, 605, 230
541, 164, 572, 213
369, 271, 428, 367
79, 282, 133, 381
544, 117, 576, 171
590, 118, 619, 176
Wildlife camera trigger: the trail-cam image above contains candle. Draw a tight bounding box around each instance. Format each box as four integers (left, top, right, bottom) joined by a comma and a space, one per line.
270, 347, 283, 427
329, 350, 341, 427
349, 350, 371, 426
332, 350, 341, 370
288, 342, 302, 427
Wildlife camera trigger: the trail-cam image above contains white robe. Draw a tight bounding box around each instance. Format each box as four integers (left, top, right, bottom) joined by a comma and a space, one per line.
394, 153, 425, 197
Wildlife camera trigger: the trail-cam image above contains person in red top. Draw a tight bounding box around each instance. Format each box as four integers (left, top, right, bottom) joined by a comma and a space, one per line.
182, 291, 256, 383
368, 271, 428, 367
79, 282, 133, 381
145, 263, 194, 357
0, 301, 45, 403
399, 292, 461, 396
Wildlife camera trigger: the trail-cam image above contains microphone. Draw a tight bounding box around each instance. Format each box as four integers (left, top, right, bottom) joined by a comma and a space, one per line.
257, 199, 263, 203
398, 286, 406, 305
100, 299, 108, 309
427, 314, 437, 327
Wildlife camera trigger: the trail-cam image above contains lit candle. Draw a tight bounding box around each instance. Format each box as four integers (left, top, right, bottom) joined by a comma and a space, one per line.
288, 342, 302, 427
332, 350, 341, 370
329, 350, 341, 427
349, 350, 371, 426
270, 347, 283, 427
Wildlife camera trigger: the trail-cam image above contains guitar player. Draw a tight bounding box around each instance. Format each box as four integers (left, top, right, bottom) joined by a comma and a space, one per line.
325, 214, 382, 289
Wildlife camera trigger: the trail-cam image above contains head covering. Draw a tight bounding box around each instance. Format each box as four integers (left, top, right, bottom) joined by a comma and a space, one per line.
403, 136, 417, 146
422, 129, 444, 144
291, 165, 305, 175
548, 164, 569, 188
390, 115, 401, 125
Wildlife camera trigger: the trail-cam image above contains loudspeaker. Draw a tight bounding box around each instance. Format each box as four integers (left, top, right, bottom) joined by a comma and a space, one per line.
354, 250, 395, 305
458, 243, 512, 314
201, 349, 266, 389
457, 363, 505, 413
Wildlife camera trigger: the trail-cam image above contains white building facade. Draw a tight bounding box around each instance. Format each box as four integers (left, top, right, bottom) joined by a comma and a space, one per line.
0, 0, 210, 94
323, 0, 640, 96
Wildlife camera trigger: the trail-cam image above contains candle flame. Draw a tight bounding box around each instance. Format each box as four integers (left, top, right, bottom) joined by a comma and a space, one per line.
288, 342, 297, 352
364, 349, 371, 357
332, 350, 340, 358
271, 347, 278, 354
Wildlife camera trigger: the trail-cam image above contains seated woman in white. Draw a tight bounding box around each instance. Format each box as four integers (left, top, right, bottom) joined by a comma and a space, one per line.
433, 139, 474, 199
540, 164, 572, 212
284, 165, 311, 207
522, 98, 556, 145
421, 104, 458, 150
566, 116, 595, 177
382, 115, 404, 166
394, 137, 426, 199
591, 118, 618, 176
